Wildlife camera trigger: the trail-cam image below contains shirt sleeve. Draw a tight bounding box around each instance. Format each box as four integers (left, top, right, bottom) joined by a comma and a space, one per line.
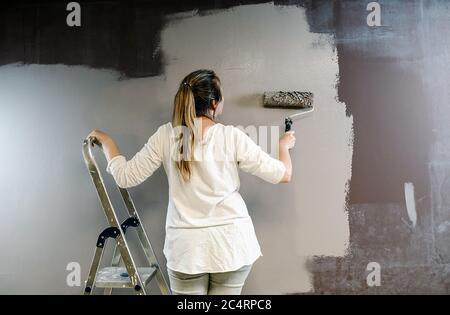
234, 127, 286, 184
106, 125, 164, 188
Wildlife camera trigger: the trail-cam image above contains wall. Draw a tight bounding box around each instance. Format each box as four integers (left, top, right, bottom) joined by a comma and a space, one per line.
1, 0, 450, 294
304, 0, 450, 293
0, 3, 351, 294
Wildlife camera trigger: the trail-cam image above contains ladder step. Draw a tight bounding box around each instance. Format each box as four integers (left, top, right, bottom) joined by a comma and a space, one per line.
95, 267, 157, 288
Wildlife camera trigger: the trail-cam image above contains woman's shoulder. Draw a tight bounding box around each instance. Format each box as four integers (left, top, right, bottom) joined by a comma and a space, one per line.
210, 122, 242, 138
158, 121, 173, 133
160, 120, 244, 140
149, 122, 173, 142
212, 121, 241, 131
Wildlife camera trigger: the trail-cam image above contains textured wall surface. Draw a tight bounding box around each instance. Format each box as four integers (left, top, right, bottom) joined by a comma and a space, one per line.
303, 0, 450, 294
0, 3, 351, 294
1, 0, 449, 294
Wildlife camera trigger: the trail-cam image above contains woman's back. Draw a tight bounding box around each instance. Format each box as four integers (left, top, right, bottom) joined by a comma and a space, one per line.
90, 69, 295, 290
108, 117, 286, 229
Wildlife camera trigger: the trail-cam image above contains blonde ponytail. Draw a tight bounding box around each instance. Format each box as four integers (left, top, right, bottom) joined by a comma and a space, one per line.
171, 70, 223, 182
172, 83, 196, 181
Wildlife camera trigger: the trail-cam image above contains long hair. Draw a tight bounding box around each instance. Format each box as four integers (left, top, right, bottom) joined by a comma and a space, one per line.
172, 69, 223, 181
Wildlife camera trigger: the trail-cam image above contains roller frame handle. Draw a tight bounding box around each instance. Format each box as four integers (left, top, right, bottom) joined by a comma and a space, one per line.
285, 117, 293, 132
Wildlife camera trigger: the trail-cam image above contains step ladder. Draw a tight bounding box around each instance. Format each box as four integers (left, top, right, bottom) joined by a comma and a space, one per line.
82, 137, 171, 295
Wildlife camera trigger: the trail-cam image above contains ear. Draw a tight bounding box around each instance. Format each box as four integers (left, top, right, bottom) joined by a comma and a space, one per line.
210, 99, 218, 109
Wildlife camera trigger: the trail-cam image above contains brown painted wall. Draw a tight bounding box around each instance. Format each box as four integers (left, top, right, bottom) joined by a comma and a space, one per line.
1, 0, 449, 293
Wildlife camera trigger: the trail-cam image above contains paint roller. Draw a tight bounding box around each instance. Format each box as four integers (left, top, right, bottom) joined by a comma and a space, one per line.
263, 91, 314, 132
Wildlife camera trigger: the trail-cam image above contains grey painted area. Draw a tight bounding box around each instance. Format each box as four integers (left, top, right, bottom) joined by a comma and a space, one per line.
2, 0, 450, 295
308, 202, 450, 294
0, 3, 351, 294
0, 65, 170, 294
420, 1, 450, 265
306, 0, 450, 293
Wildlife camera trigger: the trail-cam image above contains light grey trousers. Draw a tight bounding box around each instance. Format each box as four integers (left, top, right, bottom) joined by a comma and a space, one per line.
168, 264, 252, 295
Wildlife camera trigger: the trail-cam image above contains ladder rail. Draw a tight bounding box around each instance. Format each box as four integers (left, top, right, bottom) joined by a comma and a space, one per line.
84, 247, 104, 295
118, 188, 171, 295
82, 137, 171, 295
104, 245, 122, 295
82, 137, 146, 295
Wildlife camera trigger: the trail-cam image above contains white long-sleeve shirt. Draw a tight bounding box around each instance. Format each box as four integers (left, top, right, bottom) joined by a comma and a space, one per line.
106, 117, 286, 274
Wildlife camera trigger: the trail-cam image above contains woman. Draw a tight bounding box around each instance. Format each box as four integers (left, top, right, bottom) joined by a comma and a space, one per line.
87, 69, 296, 295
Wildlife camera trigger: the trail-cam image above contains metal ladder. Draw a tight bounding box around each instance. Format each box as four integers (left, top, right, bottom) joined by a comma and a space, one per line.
82, 137, 171, 295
